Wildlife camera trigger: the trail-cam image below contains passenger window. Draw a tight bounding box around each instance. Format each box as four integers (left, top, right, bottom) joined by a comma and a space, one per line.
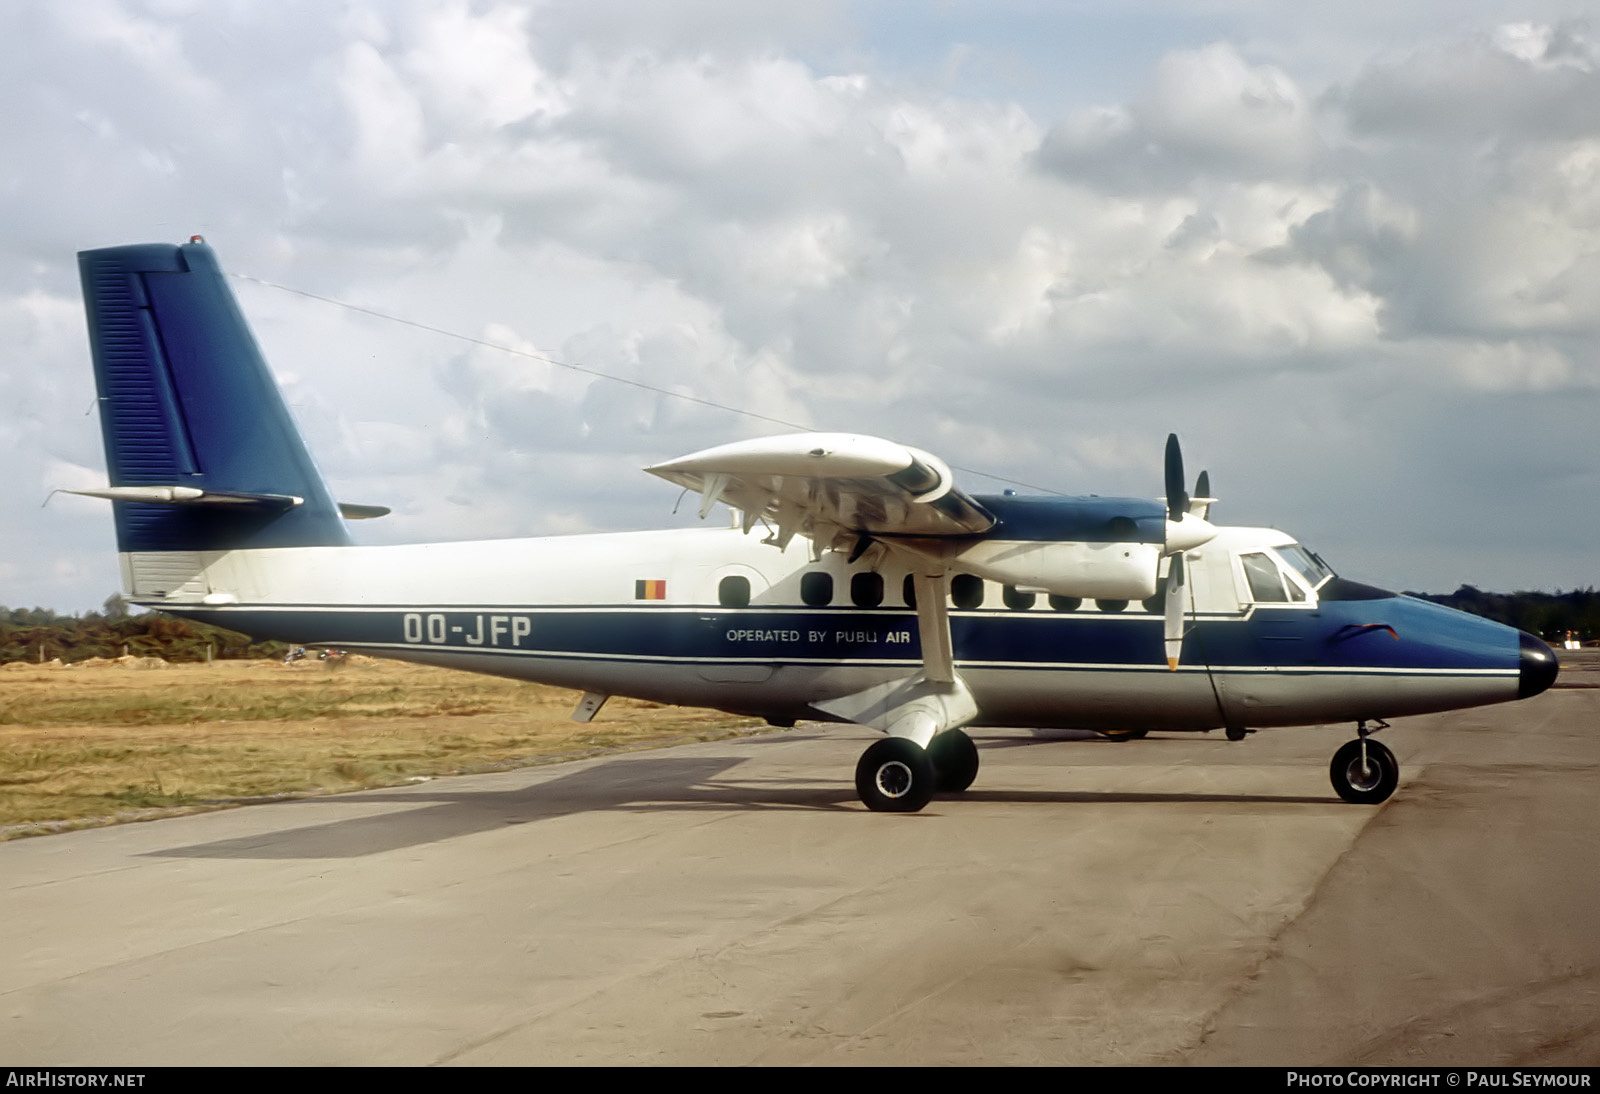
1240, 552, 1289, 602
951, 574, 985, 609
851, 572, 884, 608
902, 574, 917, 608
1003, 585, 1036, 610
801, 572, 833, 607
1049, 595, 1082, 612
719, 575, 751, 608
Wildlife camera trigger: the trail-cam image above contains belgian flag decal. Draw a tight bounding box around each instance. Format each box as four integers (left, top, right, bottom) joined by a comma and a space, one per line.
635, 579, 667, 601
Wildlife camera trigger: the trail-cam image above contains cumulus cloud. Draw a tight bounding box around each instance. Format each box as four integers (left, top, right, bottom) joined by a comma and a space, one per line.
1038, 44, 1320, 189
1335, 19, 1600, 142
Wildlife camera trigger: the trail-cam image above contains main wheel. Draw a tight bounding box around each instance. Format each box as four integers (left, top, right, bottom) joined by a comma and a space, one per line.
1329, 738, 1399, 804
855, 738, 937, 813
928, 729, 980, 793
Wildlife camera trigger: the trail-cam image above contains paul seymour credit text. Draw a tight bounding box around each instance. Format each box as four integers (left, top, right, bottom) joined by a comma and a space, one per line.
1287, 1075, 1591, 1088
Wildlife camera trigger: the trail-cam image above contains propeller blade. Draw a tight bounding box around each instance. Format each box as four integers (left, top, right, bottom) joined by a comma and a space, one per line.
1164, 434, 1188, 523
1164, 553, 1186, 671
1190, 469, 1213, 520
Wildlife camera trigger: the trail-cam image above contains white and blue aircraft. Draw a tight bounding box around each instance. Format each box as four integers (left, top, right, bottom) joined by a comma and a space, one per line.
66, 238, 1560, 812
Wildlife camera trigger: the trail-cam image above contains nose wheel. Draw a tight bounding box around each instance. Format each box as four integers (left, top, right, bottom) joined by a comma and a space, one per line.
1329, 733, 1398, 804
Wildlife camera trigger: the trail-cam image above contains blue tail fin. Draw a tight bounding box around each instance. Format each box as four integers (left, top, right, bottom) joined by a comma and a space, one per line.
79, 239, 351, 552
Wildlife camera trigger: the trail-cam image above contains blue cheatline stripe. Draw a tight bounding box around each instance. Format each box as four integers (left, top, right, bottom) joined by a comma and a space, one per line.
157, 598, 1522, 676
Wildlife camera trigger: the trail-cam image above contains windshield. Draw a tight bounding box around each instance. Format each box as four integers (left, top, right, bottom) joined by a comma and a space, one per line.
1276, 544, 1335, 591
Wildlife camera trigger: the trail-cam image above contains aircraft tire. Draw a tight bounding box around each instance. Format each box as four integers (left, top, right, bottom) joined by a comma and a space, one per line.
1329, 738, 1399, 804
855, 738, 937, 813
928, 728, 980, 793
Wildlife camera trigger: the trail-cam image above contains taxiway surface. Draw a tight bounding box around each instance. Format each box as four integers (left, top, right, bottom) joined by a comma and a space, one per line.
3, 673, 1596, 1066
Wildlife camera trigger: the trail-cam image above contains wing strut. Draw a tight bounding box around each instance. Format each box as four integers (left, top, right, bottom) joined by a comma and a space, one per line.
912, 572, 956, 684
813, 571, 976, 747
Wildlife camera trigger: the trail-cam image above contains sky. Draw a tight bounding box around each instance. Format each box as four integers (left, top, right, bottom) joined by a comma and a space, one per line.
2, 0, 1597, 613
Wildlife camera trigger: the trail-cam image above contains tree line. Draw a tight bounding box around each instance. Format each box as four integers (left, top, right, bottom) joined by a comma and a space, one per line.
1405, 586, 1600, 644
0, 596, 287, 664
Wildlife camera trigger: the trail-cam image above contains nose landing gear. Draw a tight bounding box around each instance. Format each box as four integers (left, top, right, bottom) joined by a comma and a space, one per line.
1329, 719, 1397, 804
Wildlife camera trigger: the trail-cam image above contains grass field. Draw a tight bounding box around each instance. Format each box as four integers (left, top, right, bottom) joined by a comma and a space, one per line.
0, 657, 762, 838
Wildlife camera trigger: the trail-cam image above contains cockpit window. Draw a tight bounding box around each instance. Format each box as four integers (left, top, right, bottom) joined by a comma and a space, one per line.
1276, 544, 1334, 591
1240, 552, 1292, 602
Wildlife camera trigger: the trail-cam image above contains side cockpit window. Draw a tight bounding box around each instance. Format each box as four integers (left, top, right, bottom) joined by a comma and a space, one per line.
1240, 552, 1305, 603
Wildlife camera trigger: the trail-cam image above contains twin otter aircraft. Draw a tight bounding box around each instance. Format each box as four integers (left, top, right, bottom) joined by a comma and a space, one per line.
71, 238, 1559, 812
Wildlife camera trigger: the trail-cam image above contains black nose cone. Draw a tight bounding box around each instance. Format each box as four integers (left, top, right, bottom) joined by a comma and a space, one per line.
1519, 632, 1559, 698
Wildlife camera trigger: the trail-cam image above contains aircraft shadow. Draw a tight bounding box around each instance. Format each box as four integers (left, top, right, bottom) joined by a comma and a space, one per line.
149, 754, 855, 860
149, 751, 1335, 861
978, 730, 1165, 749
951, 790, 1333, 806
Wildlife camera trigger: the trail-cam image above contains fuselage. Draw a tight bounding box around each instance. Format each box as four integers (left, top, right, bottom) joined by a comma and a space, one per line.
130, 521, 1553, 733
74, 238, 1560, 813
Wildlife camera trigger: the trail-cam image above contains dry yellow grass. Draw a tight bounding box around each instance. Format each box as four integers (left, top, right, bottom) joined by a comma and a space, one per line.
0, 657, 763, 837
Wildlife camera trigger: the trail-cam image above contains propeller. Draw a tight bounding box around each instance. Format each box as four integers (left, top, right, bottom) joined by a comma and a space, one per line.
1161, 442, 1216, 671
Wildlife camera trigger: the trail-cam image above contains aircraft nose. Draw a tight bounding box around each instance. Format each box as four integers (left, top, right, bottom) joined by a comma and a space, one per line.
1518, 631, 1559, 698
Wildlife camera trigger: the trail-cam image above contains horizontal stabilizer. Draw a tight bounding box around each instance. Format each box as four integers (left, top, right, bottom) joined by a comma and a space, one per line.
64, 486, 304, 510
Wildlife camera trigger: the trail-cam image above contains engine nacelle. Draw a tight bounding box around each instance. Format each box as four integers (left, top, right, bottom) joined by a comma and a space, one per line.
950, 539, 1161, 600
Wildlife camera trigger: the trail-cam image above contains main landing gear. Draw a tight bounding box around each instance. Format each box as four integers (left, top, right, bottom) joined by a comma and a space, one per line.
1329, 719, 1398, 804
855, 729, 980, 812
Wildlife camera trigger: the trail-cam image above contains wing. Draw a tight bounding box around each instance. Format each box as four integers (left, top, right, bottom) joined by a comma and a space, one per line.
648, 433, 994, 739
645, 432, 994, 552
